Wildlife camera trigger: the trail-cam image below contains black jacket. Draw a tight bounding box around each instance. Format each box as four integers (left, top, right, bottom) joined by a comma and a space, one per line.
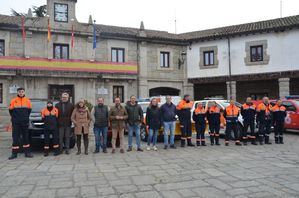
241, 103, 256, 122
192, 111, 206, 124
160, 102, 177, 122
146, 105, 162, 130
55, 101, 74, 127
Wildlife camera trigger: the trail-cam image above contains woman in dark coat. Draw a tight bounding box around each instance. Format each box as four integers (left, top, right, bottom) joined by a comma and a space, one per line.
146, 98, 162, 151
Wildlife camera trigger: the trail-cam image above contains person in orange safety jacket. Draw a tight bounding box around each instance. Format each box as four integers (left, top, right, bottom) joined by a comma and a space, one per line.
240, 97, 257, 145
176, 95, 195, 147
192, 102, 207, 146
223, 99, 241, 146
272, 99, 287, 144
206, 101, 221, 146
8, 87, 33, 160
256, 97, 273, 145
41, 101, 60, 156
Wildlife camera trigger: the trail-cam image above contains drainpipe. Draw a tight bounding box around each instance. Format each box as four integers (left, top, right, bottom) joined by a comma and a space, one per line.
136, 41, 140, 98
227, 36, 232, 100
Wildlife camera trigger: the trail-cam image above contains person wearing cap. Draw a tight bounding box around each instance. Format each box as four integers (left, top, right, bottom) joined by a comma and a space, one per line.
71, 99, 91, 155
41, 101, 60, 156
8, 87, 33, 160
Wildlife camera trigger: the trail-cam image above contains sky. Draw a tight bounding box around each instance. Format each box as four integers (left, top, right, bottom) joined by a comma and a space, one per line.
0, 0, 298, 34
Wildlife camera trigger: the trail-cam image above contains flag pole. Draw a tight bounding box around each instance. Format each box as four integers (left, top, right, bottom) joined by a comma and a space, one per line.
71, 18, 75, 59
46, 15, 51, 59
21, 16, 26, 58
92, 19, 96, 61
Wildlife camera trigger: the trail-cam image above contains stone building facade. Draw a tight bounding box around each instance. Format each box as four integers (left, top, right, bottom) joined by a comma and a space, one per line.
0, 0, 298, 125
0, 0, 190, 116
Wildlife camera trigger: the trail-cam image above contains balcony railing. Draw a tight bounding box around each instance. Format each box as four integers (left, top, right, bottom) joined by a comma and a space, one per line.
0, 56, 137, 74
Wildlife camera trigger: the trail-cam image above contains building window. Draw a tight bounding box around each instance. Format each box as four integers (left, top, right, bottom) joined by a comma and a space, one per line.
203, 51, 214, 66
113, 86, 124, 103
160, 52, 170, 68
111, 48, 125, 63
0, 40, 4, 56
0, 83, 3, 104
250, 45, 263, 62
54, 44, 69, 59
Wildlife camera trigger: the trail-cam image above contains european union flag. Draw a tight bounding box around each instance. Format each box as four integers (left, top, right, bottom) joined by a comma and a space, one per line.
93, 22, 97, 49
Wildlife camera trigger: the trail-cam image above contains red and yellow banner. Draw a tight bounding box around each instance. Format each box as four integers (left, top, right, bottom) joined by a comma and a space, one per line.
0, 56, 137, 74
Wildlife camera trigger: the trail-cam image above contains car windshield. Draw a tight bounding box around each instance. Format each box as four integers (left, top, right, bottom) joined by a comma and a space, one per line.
30, 100, 59, 113
219, 101, 242, 108
31, 101, 47, 113
139, 104, 149, 113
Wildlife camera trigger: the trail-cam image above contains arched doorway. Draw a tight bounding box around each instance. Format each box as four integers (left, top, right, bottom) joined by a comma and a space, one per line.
149, 87, 180, 97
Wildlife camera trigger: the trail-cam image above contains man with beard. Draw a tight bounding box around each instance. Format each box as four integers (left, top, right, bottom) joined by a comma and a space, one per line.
41, 101, 60, 156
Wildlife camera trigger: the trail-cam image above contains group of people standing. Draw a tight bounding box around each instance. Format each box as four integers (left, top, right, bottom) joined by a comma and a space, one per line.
8, 88, 287, 160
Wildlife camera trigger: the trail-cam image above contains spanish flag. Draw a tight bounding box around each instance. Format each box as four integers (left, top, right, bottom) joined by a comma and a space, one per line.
47, 18, 51, 42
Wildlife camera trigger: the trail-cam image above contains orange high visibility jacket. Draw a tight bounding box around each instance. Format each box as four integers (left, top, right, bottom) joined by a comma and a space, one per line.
207, 106, 221, 124
176, 100, 193, 121
41, 107, 59, 130
241, 103, 256, 122
9, 96, 32, 124
224, 105, 240, 122
256, 103, 272, 121
193, 106, 207, 123
272, 104, 286, 122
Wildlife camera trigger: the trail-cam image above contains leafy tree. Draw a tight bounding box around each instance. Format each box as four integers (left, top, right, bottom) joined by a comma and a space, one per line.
32, 5, 47, 17
10, 5, 47, 17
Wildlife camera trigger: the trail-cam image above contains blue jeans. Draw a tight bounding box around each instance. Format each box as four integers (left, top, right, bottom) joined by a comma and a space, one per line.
94, 126, 108, 150
163, 121, 175, 146
128, 123, 141, 149
148, 129, 158, 146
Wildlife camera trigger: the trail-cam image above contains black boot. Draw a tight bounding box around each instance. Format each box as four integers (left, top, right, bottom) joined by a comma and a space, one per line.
279, 136, 284, 144
44, 149, 49, 157
201, 140, 207, 146
275, 136, 279, 144
196, 141, 201, 146
243, 138, 247, 146
76, 137, 81, 155
25, 152, 33, 158
84, 136, 89, 155
210, 134, 215, 146
187, 138, 195, 147
8, 153, 17, 160
251, 136, 258, 145
259, 135, 264, 145
54, 148, 60, 156
215, 136, 220, 146
180, 139, 186, 147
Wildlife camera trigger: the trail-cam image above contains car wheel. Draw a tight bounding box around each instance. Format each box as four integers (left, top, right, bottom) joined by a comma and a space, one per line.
140, 124, 148, 142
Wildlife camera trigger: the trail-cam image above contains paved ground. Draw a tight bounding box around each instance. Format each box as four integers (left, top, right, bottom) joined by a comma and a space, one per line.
0, 132, 299, 198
